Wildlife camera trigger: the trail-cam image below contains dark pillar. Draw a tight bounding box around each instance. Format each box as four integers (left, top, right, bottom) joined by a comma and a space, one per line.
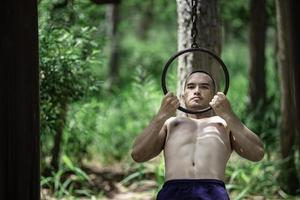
0, 0, 40, 200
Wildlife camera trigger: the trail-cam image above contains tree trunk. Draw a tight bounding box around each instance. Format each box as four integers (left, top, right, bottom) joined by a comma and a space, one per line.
49, 104, 68, 173
137, 0, 154, 39
248, 0, 267, 109
107, 3, 120, 91
276, 0, 300, 194
176, 0, 221, 116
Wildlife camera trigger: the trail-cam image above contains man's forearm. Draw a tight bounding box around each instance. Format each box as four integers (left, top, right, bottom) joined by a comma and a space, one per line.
223, 112, 264, 161
131, 113, 169, 162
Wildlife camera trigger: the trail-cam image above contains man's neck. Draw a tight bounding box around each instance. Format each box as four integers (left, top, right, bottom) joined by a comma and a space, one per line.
187, 110, 215, 119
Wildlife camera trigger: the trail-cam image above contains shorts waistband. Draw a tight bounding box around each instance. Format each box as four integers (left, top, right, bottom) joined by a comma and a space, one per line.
163, 179, 226, 187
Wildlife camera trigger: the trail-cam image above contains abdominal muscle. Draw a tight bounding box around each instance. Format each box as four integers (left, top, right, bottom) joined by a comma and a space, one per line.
163, 116, 232, 182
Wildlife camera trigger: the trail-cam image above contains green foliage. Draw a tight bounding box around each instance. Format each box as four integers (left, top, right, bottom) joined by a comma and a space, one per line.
121, 0, 177, 33
154, 158, 165, 188
220, 0, 276, 41
221, 41, 249, 115
118, 26, 177, 87
120, 163, 149, 185
39, 0, 102, 171
266, 0, 277, 27
241, 41, 280, 153
67, 69, 162, 164
38, 0, 283, 199
41, 155, 93, 198
225, 155, 297, 200
220, 0, 249, 41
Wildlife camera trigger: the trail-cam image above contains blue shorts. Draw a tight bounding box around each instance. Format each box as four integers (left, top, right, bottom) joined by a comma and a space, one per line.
156, 179, 230, 200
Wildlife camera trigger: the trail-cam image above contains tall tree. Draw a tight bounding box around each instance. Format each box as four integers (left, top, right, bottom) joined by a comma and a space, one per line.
248, 0, 267, 109
276, 0, 300, 195
137, 0, 154, 39
106, 3, 120, 91
91, 0, 121, 91
0, 0, 40, 199
49, 105, 68, 173
176, 0, 221, 115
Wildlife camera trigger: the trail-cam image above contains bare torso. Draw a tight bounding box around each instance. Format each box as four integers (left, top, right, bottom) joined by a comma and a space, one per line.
163, 116, 232, 182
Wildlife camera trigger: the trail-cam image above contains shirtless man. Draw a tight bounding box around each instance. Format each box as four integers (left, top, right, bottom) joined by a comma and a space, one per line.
131, 71, 264, 200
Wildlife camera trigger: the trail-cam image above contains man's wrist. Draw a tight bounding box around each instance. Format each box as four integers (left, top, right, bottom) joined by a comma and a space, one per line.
156, 112, 169, 122
221, 110, 237, 124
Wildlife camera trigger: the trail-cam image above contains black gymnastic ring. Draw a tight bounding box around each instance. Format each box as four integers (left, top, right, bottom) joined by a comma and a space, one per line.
161, 47, 230, 114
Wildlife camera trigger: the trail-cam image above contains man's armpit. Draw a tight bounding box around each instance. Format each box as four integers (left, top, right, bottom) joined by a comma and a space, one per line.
159, 124, 167, 149
159, 117, 174, 149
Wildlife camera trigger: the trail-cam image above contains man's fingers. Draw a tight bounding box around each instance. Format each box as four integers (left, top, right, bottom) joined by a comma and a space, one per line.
170, 98, 180, 105
165, 96, 178, 103
164, 92, 175, 102
211, 97, 217, 103
165, 92, 174, 97
217, 92, 225, 99
212, 93, 224, 102
173, 101, 180, 109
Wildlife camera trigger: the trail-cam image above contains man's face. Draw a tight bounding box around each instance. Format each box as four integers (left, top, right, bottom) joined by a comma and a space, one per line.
182, 72, 215, 110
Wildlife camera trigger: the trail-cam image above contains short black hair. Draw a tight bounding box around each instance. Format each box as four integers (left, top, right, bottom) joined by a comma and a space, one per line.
183, 70, 216, 92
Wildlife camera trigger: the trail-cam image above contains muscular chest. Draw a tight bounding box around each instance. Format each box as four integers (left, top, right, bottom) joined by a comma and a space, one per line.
166, 117, 231, 148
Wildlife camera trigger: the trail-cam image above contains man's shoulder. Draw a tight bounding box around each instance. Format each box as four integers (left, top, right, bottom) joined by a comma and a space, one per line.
208, 116, 228, 127
165, 116, 176, 125
164, 116, 183, 128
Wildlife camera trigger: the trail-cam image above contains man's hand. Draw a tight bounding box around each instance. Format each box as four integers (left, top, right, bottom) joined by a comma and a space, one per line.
209, 92, 233, 118
157, 92, 180, 119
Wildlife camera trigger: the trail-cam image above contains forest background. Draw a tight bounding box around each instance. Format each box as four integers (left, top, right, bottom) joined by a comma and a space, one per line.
39, 0, 300, 199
